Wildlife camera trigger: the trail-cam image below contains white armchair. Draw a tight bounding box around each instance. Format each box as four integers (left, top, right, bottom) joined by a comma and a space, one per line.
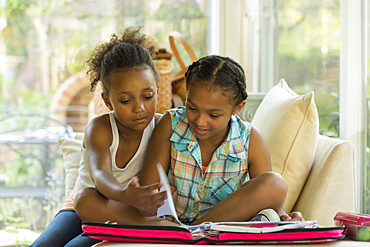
237, 80, 356, 226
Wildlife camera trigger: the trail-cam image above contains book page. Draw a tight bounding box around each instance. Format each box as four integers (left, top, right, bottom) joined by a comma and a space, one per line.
156, 164, 207, 230
156, 164, 183, 225
209, 221, 317, 233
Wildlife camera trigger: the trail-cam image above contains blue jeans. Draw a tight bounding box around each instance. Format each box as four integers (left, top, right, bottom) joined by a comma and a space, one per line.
30, 209, 101, 247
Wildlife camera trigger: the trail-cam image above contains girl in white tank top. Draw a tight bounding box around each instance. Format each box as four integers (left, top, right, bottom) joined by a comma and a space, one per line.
69, 111, 155, 202
31, 27, 172, 247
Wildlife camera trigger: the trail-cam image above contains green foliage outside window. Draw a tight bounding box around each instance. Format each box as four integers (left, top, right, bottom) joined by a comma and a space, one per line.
276, 0, 340, 137
0, 0, 208, 235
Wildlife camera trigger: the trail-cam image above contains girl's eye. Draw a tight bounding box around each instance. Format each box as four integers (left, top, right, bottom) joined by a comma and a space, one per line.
187, 105, 196, 111
144, 95, 153, 100
143, 92, 154, 100
210, 114, 219, 119
120, 100, 130, 104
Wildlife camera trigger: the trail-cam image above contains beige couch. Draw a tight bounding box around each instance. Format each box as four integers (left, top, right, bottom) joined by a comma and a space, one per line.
59, 79, 356, 229
237, 80, 356, 226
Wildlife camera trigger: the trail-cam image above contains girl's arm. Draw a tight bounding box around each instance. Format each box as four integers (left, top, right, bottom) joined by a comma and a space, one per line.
247, 126, 272, 178
85, 115, 165, 211
248, 125, 304, 221
140, 112, 172, 186
84, 115, 118, 196
248, 126, 286, 217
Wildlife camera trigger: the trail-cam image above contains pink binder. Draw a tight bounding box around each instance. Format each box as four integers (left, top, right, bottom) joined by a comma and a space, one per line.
81, 221, 345, 245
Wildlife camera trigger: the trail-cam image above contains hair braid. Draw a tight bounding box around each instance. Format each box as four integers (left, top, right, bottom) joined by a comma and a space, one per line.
185, 55, 248, 106
224, 57, 248, 103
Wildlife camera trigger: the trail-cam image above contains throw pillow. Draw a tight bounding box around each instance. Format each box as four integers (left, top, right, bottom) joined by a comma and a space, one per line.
251, 79, 319, 212
59, 133, 83, 197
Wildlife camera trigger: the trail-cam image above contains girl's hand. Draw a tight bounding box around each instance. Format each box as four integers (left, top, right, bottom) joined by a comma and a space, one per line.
280, 211, 305, 221
124, 176, 167, 216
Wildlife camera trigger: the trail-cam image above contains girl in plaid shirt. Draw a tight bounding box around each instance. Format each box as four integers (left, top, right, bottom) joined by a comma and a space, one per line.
140, 55, 304, 225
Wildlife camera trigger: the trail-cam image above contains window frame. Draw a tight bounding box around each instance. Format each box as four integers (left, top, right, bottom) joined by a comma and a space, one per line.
213, 0, 368, 213
339, 0, 367, 213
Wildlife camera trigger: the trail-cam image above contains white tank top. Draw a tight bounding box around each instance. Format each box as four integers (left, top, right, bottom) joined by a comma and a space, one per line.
70, 111, 155, 199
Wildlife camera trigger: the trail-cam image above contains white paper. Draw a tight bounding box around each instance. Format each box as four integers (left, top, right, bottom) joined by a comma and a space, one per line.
156, 163, 185, 226
210, 221, 306, 233
156, 164, 208, 230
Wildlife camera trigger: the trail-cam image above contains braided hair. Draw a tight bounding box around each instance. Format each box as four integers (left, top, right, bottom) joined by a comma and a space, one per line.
85, 26, 160, 95
185, 55, 248, 106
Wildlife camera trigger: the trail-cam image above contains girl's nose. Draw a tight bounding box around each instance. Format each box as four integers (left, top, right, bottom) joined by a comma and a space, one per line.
195, 114, 206, 127
134, 100, 145, 112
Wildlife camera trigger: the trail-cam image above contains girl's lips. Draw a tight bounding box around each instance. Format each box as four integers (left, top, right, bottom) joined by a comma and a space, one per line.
134, 117, 147, 123
195, 126, 208, 135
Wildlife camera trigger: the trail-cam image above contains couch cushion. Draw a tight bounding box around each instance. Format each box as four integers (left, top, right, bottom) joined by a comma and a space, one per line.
293, 134, 355, 226
251, 79, 319, 212
59, 133, 83, 197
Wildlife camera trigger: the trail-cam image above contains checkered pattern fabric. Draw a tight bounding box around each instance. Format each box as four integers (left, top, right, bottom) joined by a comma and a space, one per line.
167, 106, 251, 224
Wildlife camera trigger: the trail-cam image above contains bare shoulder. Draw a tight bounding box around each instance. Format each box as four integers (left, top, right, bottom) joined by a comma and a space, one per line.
152, 111, 172, 139
84, 113, 112, 148
85, 113, 111, 133
249, 125, 264, 142
248, 125, 268, 153
157, 111, 171, 127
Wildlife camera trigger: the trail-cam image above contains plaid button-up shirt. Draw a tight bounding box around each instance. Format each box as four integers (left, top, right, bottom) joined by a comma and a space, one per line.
167, 107, 251, 224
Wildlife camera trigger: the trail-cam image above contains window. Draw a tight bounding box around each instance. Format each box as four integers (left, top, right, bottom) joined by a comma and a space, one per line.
0, 0, 209, 235
274, 0, 341, 137
257, 0, 367, 213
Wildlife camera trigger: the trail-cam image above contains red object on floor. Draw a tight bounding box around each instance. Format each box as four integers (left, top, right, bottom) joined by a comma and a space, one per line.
334, 212, 370, 227
334, 212, 370, 242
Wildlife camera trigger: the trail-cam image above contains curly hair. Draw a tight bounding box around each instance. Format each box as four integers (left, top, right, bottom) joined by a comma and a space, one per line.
85, 26, 160, 95
185, 55, 248, 106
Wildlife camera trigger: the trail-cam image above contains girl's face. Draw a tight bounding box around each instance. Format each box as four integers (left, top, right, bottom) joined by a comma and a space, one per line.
102, 68, 157, 133
185, 83, 245, 142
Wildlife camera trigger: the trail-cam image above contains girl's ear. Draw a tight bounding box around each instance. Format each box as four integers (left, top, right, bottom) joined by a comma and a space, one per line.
102, 92, 113, 111
232, 100, 246, 115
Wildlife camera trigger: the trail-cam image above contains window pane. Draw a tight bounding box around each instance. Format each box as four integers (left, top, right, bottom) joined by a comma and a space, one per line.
276, 0, 340, 137
0, 0, 208, 236
1, 0, 208, 115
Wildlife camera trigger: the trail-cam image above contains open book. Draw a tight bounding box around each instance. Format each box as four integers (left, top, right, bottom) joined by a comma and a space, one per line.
81, 165, 345, 244
155, 164, 318, 233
